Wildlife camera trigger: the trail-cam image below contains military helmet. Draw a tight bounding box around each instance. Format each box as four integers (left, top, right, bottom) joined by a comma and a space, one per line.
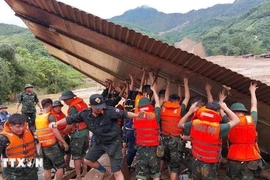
24, 84, 33, 89
52, 100, 64, 107
230, 102, 248, 112
59, 90, 76, 100
138, 97, 152, 107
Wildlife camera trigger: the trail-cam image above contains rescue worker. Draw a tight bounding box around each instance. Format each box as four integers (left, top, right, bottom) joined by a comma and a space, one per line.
49, 94, 145, 180
0, 105, 10, 131
123, 92, 138, 170
59, 90, 89, 179
101, 79, 126, 106
220, 82, 261, 179
134, 69, 150, 107
0, 114, 38, 179
35, 98, 68, 180
16, 84, 42, 133
160, 77, 190, 180
122, 74, 138, 171
134, 85, 161, 180
178, 101, 239, 179
51, 100, 73, 171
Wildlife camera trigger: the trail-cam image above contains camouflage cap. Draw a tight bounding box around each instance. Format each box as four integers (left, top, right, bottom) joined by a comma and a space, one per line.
230, 102, 248, 112
52, 100, 64, 107
24, 84, 33, 89
59, 90, 76, 100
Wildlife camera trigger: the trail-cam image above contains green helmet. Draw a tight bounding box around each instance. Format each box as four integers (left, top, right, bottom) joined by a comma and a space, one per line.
138, 97, 152, 107
59, 90, 76, 100
230, 102, 248, 112
52, 100, 64, 107
24, 84, 33, 89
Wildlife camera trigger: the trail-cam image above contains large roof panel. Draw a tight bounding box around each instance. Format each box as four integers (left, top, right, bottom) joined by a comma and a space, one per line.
5, 0, 270, 154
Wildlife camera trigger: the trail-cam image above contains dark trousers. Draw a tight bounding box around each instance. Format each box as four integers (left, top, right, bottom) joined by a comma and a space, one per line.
22, 113, 36, 132
126, 130, 136, 166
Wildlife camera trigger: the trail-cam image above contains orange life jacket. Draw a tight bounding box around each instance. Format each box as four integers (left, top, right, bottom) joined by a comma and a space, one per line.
67, 97, 88, 131
160, 101, 182, 136
191, 119, 222, 163
196, 108, 222, 123
134, 104, 159, 147
0, 122, 36, 159
134, 93, 143, 113
191, 106, 206, 121
255, 132, 260, 153
50, 109, 66, 134
35, 113, 57, 147
227, 115, 261, 161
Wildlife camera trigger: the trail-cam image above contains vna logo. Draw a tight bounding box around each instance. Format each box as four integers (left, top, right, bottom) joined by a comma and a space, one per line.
1, 158, 43, 168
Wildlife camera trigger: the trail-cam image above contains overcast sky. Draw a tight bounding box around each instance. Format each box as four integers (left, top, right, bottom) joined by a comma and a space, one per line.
1, 0, 235, 28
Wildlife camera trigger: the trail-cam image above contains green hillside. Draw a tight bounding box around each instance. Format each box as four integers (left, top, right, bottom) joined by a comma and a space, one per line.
0, 23, 85, 103
200, 2, 270, 55
110, 0, 270, 56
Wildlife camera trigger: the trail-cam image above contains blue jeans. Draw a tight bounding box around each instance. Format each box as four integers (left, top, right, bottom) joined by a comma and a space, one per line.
126, 130, 136, 166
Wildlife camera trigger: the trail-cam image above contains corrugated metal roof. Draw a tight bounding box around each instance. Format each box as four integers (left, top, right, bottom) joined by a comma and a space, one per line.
5, 0, 270, 154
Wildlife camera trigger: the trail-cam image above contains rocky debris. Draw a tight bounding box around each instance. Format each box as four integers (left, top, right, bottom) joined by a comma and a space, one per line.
243, 53, 254, 58
259, 52, 270, 59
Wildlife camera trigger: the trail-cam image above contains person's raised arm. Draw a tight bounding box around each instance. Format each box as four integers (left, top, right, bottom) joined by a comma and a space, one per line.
164, 80, 170, 102
107, 80, 113, 98
119, 84, 127, 98
218, 90, 227, 117
125, 81, 130, 99
139, 69, 146, 92
101, 80, 110, 97
151, 84, 160, 108
220, 102, 239, 129
205, 82, 213, 103
182, 76, 190, 106
129, 74, 135, 91
249, 82, 258, 113
149, 72, 159, 92
178, 102, 198, 128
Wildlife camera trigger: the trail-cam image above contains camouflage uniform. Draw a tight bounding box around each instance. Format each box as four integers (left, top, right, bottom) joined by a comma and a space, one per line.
41, 143, 66, 170
39, 114, 66, 170
2, 166, 38, 180
69, 132, 89, 159
17, 91, 39, 131
161, 136, 184, 173
226, 160, 260, 180
59, 90, 89, 160
192, 158, 218, 180
136, 146, 161, 180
